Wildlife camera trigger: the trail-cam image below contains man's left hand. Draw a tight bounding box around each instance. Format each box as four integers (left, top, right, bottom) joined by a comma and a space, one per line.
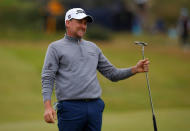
132, 58, 150, 74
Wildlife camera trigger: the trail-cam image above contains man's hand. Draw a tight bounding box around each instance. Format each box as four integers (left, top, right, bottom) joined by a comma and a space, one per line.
132, 58, 150, 74
44, 100, 57, 123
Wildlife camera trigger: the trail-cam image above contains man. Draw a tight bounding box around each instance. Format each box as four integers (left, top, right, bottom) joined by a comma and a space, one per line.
41, 8, 149, 131
177, 8, 190, 46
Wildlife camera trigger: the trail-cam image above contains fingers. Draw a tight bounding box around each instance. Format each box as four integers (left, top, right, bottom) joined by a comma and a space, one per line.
44, 114, 53, 123
143, 64, 149, 72
52, 110, 57, 120
142, 58, 149, 63
141, 58, 150, 65
44, 113, 51, 123
143, 58, 149, 72
144, 61, 149, 67
49, 112, 55, 123
138, 59, 149, 66
138, 58, 149, 65
44, 109, 56, 123
136, 58, 150, 73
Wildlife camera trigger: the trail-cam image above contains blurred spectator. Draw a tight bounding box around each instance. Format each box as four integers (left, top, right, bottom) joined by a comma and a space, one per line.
132, 16, 142, 35
152, 18, 166, 34
168, 27, 177, 39
155, 19, 166, 33
112, 1, 134, 31
134, 0, 148, 10
134, 0, 149, 32
177, 8, 190, 46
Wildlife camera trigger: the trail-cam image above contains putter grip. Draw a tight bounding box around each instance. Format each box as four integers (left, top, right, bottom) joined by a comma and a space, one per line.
153, 114, 158, 131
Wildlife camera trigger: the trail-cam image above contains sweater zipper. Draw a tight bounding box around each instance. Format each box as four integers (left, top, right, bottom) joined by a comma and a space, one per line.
78, 40, 84, 57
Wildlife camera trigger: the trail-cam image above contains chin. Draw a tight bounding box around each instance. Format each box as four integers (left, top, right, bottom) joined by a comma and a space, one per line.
77, 33, 85, 38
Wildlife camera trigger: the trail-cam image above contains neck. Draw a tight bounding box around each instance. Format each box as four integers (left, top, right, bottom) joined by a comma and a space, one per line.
65, 34, 81, 42
66, 31, 82, 40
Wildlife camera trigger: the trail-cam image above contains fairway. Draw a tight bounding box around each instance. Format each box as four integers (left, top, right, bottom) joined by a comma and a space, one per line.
0, 34, 190, 130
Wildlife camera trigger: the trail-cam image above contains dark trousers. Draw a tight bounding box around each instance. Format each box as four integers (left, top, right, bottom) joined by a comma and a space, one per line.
57, 98, 105, 131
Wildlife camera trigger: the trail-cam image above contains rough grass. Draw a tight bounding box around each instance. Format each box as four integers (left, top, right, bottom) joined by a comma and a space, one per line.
0, 34, 190, 130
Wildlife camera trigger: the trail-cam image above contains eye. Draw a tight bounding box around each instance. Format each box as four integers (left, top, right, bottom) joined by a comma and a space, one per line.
78, 20, 83, 24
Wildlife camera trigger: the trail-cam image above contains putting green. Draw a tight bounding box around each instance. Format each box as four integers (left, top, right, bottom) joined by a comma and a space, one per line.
0, 108, 189, 131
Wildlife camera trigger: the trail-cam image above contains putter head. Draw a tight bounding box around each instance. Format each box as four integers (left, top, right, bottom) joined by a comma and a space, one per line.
134, 41, 148, 46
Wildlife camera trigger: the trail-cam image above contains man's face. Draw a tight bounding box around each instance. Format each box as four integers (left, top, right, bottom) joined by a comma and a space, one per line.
66, 19, 87, 38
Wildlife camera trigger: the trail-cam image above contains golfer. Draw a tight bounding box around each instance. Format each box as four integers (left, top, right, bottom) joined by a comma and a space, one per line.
41, 8, 149, 131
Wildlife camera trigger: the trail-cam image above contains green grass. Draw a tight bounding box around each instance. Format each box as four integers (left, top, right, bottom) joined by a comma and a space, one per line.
0, 34, 190, 130
0, 109, 189, 131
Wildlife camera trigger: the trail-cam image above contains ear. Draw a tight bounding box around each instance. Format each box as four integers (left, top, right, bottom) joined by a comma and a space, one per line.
65, 20, 70, 28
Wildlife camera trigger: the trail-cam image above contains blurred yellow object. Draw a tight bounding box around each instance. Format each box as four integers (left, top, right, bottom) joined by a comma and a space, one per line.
47, 0, 64, 16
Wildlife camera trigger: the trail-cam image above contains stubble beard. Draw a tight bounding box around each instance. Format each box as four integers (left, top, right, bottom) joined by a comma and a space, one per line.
77, 29, 86, 39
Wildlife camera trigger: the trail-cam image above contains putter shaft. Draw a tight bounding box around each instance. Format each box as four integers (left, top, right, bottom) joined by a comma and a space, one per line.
141, 45, 155, 115
135, 41, 158, 131
142, 45, 158, 131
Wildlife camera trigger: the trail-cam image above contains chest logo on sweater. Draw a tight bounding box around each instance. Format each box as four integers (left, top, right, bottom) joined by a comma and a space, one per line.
87, 51, 96, 56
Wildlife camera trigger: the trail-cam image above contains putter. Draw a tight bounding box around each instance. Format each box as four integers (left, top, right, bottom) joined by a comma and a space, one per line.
134, 41, 158, 131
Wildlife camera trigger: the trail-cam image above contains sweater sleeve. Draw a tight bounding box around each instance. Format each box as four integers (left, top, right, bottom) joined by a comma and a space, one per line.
41, 44, 59, 102
97, 47, 134, 82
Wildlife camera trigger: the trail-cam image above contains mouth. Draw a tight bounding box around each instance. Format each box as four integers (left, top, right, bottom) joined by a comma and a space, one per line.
78, 29, 86, 35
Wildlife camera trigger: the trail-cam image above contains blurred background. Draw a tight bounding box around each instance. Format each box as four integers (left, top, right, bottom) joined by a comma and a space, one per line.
0, 0, 190, 131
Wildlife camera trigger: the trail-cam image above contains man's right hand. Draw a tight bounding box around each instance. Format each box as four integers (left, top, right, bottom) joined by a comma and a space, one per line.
44, 100, 57, 123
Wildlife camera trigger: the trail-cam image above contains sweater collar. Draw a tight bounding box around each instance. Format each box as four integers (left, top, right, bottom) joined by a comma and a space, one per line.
64, 34, 81, 42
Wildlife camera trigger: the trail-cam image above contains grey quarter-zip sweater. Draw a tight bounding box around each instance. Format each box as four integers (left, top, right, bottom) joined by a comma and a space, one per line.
41, 35, 135, 102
